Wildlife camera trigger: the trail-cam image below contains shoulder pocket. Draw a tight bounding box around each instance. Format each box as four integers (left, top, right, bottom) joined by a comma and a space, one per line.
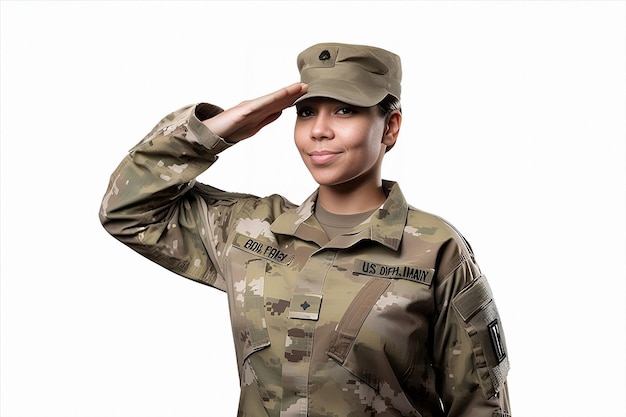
452, 275, 510, 399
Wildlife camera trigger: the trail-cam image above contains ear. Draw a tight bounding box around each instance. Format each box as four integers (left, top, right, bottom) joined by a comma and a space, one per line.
382, 111, 402, 152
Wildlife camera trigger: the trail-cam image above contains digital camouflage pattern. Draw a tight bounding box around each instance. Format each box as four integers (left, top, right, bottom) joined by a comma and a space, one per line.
100, 103, 512, 416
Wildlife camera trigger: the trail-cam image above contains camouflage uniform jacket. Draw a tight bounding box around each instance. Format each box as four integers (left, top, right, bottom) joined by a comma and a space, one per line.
100, 103, 512, 417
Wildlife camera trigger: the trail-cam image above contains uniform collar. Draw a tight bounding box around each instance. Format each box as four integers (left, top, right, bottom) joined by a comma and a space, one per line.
270, 180, 408, 251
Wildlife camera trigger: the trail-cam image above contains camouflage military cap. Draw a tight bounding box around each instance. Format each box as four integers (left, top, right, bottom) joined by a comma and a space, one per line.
295, 42, 402, 107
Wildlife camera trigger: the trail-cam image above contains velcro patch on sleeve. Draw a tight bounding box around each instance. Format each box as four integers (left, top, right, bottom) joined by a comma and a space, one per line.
452, 275, 510, 399
488, 319, 507, 363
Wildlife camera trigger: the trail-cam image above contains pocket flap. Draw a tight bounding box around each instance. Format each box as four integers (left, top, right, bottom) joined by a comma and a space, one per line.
326, 278, 390, 364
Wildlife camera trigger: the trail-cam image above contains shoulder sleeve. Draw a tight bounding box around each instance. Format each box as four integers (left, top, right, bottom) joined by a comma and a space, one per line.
432, 229, 512, 416
98, 103, 244, 291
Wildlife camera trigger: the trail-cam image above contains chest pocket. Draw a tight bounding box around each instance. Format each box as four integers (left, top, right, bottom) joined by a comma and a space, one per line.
230, 233, 294, 364
237, 258, 271, 364
325, 277, 436, 415
326, 278, 390, 364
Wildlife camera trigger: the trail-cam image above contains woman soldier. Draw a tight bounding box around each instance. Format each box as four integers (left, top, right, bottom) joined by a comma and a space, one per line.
100, 42, 512, 416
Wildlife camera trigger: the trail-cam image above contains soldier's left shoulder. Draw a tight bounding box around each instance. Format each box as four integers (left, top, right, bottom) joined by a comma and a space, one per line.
405, 206, 466, 242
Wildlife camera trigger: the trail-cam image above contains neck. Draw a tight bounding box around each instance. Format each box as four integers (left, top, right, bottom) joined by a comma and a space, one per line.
317, 177, 387, 214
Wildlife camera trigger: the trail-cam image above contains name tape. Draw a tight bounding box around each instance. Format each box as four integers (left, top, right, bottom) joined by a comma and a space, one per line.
353, 259, 434, 286
233, 234, 294, 265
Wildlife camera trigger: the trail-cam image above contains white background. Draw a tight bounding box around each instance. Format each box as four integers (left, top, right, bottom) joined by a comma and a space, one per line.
1, 1, 624, 416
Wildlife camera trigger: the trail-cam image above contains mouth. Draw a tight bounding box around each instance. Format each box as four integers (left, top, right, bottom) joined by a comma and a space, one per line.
308, 150, 341, 165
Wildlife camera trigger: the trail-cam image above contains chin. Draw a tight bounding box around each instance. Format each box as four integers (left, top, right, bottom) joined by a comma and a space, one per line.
311, 176, 353, 188
307, 171, 338, 187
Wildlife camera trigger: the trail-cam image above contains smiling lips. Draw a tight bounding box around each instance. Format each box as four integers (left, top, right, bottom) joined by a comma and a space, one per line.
309, 150, 341, 165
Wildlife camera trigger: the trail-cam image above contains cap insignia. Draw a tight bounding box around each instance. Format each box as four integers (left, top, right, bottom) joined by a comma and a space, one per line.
318, 50, 331, 61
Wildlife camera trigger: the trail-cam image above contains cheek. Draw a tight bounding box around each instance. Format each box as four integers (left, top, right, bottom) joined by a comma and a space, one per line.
351, 126, 385, 155
293, 125, 306, 153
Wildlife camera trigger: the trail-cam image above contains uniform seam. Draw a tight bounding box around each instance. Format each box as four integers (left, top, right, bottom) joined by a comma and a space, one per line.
437, 254, 467, 287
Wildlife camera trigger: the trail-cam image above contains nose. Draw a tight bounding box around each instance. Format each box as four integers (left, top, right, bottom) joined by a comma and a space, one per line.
310, 113, 334, 141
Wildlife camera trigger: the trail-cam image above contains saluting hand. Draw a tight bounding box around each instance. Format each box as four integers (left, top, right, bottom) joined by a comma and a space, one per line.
203, 82, 308, 143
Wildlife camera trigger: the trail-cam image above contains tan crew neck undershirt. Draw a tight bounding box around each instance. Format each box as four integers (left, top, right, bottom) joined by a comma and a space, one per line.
314, 204, 378, 240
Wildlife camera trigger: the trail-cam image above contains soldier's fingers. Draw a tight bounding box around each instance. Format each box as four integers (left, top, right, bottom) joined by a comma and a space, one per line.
203, 83, 306, 141
248, 83, 307, 113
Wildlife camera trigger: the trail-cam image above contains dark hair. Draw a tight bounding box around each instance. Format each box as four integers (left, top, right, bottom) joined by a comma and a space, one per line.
377, 95, 402, 116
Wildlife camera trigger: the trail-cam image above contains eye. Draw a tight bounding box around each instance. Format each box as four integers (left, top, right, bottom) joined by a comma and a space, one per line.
336, 107, 355, 115
296, 107, 315, 118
